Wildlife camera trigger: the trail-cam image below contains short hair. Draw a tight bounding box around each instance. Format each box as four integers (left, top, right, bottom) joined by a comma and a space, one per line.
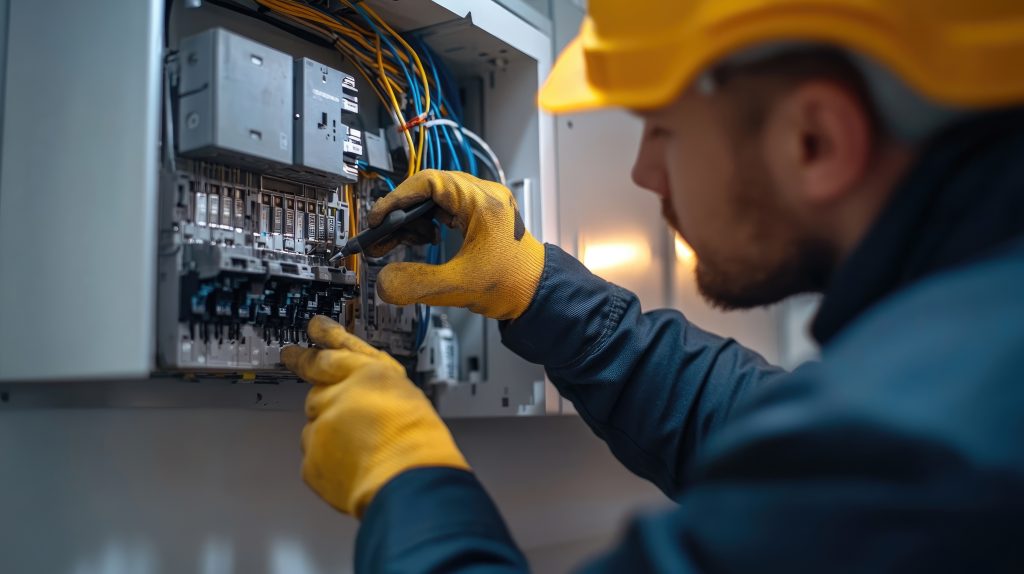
700, 44, 968, 142
705, 47, 883, 139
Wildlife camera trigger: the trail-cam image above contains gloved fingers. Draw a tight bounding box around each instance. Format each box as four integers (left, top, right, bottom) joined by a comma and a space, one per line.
299, 455, 334, 509
434, 208, 458, 229
376, 259, 474, 308
281, 345, 375, 385
362, 219, 439, 258
367, 170, 437, 228
368, 170, 479, 232
301, 421, 312, 454
361, 235, 402, 259
306, 315, 378, 356
305, 382, 348, 420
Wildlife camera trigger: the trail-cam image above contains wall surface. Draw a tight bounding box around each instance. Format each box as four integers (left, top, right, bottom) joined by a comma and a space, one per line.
0, 410, 667, 574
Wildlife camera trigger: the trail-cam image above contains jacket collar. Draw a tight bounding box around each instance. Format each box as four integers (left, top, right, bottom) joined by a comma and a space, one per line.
812, 110, 1024, 344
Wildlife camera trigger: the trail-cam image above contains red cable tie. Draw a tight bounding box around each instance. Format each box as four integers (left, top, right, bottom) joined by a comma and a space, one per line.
398, 116, 427, 133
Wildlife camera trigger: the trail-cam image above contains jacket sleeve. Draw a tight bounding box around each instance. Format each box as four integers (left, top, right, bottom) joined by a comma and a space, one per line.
356, 370, 1024, 574
356, 467, 528, 573
500, 244, 785, 496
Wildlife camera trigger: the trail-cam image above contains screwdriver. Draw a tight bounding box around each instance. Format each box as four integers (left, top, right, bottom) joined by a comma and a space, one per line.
328, 199, 436, 263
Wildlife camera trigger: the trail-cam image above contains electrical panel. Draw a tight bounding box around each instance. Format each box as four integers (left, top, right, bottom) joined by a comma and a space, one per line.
2, 0, 554, 416
159, 16, 467, 387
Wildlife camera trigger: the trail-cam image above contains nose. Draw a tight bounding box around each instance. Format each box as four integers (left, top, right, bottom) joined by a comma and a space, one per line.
631, 133, 669, 198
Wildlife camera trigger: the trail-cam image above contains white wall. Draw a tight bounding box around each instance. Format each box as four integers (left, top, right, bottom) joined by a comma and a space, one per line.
0, 410, 667, 574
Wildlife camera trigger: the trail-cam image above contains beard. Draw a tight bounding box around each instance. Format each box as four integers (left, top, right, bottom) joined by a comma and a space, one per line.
693, 239, 832, 310
662, 171, 833, 311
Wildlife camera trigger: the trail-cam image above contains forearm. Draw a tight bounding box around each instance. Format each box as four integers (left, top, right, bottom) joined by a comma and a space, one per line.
357, 467, 527, 573
502, 244, 785, 495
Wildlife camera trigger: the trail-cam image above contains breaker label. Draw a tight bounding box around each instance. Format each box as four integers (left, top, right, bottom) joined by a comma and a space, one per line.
313, 89, 340, 103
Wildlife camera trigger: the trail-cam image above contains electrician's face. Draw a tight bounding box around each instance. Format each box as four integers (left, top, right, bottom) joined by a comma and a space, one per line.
631, 88, 829, 309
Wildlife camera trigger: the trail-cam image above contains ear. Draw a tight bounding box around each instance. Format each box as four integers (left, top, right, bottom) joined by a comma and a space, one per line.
766, 81, 872, 206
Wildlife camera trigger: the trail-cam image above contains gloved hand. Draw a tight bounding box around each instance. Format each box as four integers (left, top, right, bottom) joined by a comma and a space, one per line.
366, 170, 545, 321
281, 315, 470, 518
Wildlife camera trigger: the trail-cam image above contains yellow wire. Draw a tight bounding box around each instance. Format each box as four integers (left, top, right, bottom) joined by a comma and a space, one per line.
374, 34, 417, 177
345, 185, 359, 278
358, 4, 431, 171
343, 0, 432, 120
259, 0, 409, 77
258, 0, 434, 176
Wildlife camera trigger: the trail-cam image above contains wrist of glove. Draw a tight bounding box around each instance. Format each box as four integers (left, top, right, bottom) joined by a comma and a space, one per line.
365, 170, 545, 321
282, 316, 470, 518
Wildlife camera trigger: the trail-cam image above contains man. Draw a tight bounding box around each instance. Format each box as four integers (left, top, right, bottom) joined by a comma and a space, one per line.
282, 0, 1024, 571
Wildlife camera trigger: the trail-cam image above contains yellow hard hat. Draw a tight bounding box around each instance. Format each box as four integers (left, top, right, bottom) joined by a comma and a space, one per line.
539, 0, 1024, 114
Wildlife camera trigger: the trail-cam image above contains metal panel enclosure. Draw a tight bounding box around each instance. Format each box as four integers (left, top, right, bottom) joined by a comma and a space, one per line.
0, 0, 162, 381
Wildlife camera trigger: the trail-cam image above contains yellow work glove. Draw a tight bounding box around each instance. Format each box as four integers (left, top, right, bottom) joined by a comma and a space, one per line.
281, 315, 470, 518
365, 170, 545, 321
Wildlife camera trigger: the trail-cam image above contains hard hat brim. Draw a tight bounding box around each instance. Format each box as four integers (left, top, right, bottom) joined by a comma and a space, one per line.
539, 31, 691, 115
539, 36, 613, 114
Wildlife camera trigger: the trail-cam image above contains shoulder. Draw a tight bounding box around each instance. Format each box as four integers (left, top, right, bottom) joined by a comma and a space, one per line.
825, 239, 1024, 379
698, 240, 1024, 479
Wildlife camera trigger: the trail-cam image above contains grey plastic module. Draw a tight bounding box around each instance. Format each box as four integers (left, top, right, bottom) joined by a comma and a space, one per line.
177, 28, 293, 167
293, 58, 351, 181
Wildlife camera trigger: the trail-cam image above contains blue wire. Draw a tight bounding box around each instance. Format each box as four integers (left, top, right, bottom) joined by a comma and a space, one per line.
418, 38, 474, 175
422, 40, 464, 121
428, 48, 476, 174
423, 127, 432, 170
353, 6, 424, 117
440, 125, 463, 172
421, 46, 449, 171
409, 37, 468, 174
437, 132, 445, 170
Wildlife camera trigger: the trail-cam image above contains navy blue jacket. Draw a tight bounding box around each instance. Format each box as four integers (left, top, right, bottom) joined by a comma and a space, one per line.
357, 113, 1024, 572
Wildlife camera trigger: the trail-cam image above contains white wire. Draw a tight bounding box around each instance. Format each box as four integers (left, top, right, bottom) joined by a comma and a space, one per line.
420, 119, 507, 186
470, 149, 501, 183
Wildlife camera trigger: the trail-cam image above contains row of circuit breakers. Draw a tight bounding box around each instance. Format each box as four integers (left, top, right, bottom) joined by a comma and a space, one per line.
156, 28, 441, 379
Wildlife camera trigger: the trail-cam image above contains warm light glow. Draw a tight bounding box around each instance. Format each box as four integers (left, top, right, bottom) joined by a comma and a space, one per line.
675, 235, 697, 270
583, 241, 651, 272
